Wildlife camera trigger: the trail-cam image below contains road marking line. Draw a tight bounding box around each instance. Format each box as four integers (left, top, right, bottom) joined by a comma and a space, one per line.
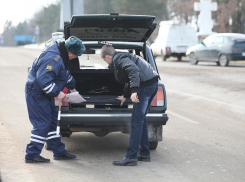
167, 89, 245, 111
167, 110, 200, 124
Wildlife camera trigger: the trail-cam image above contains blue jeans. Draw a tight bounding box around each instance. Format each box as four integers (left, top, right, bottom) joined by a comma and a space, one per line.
126, 81, 158, 159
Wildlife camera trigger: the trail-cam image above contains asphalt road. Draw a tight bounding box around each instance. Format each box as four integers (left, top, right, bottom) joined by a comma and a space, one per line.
0, 47, 244, 182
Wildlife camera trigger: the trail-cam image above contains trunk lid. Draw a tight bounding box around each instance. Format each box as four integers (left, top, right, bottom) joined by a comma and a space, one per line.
64, 13, 156, 42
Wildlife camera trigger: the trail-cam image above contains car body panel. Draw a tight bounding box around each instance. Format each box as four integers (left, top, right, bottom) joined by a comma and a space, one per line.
60, 113, 168, 127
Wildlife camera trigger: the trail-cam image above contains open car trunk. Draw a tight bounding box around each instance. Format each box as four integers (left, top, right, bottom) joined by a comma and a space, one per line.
70, 70, 133, 107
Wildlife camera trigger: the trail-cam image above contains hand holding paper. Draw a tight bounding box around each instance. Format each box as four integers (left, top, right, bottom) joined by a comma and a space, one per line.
63, 92, 86, 103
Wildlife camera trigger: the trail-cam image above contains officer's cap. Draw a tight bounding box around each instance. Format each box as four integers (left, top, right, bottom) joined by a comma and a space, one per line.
65, 36, 86, 56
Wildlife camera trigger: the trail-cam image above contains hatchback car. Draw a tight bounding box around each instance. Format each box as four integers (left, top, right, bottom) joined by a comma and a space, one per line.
47, 13, 169, 150
186, 33, 245, 66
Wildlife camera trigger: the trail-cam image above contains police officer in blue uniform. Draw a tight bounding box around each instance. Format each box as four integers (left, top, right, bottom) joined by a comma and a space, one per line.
25, 36, 86, 163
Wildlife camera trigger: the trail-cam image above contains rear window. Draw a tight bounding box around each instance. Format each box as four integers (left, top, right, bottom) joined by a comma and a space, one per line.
77, 48, 145, 70
234, 39, 245, 43
77, 49, 106, 69
230, 35, 245, 42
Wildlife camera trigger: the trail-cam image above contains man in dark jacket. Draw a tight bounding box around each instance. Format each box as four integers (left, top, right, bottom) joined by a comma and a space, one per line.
101, 45, 159, 166
25, 36, 86, 163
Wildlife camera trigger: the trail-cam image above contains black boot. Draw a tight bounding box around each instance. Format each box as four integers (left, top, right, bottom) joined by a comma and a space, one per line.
25, 155, 50, 163
113, 157, 137, 166
54, 153, 76, 160
137, 154, 151, 162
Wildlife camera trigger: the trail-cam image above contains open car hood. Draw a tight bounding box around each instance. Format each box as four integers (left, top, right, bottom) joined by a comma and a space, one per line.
64, 14, 156, 42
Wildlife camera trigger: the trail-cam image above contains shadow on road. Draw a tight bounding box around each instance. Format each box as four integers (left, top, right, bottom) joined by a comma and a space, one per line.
62, 132, 129, 153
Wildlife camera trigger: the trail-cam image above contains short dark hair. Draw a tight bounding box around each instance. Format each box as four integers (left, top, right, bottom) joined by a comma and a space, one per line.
101, 45, 115, 58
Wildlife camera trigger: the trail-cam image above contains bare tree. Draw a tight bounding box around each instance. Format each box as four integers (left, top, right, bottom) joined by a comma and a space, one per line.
168, 0, 197, 24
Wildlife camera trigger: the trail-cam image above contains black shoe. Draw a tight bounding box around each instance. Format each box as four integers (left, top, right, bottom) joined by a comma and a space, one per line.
137, 154, 151, 162
25, 155, 50, 163
53, 153, 76, 160
112, 157, 137, 166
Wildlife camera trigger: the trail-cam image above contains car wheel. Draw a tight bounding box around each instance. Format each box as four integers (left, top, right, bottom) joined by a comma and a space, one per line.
149, 142, 158, 150
219, 54, 229, 67
177, 55, 182, 61
189, 53, 198, 65
163, 56, 167, 61
161, 50, 166, 61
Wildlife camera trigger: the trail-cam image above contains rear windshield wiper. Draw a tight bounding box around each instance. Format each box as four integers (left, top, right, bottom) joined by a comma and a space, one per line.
234, 39, 245, 43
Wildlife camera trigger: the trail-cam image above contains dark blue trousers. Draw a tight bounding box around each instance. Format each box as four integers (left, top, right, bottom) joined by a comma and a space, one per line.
25, 91, 66, 159
126, 81, 158, 159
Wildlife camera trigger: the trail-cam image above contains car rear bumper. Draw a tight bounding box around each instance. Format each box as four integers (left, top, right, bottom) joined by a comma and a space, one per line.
60, 113, 169, 126
226, 54, 245, 60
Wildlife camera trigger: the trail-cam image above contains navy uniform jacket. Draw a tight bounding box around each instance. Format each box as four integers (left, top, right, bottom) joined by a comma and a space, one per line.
25, 43, 76, 97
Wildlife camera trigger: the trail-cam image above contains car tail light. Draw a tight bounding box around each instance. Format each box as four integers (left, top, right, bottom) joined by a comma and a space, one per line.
55, 87, 69, 106
151, 86, 164, 107
232, 47, 244, 52
166, 47, 171, 55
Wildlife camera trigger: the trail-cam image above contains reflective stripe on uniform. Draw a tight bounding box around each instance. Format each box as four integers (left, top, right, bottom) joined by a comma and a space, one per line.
43, 83, 53, 91
47, 131, 60, 140
46, 135, 60, 140
47, 131, 56, 135
67, 75, 73, 83
45, 83, 56, 94
31, 134, 46, 140
30, 138, 45, 144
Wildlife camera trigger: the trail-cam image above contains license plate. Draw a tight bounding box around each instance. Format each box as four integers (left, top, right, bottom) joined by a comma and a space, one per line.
242, 52, 245, 56
176, 46, 187, 52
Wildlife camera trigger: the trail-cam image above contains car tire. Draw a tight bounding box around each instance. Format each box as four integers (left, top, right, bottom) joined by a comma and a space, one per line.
189, 53, 198, 65
161, 50, 166, 61
149, 142, 158, 150
163, 56, 167, 61
219, 54, 229, 67
177, 55, 182, 61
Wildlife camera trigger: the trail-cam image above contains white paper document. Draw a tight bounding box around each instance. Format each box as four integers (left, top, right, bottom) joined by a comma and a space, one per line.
63, 92, 86, 103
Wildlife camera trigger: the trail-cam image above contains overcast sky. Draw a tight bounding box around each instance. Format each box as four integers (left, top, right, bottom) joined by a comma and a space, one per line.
0, 0, 59, 34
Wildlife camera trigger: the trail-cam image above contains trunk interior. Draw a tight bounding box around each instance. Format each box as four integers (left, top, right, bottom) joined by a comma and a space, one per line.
70, 70, 133, 106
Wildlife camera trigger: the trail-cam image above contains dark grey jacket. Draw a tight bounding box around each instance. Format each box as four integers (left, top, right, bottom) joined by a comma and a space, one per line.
109, 52, 159, 96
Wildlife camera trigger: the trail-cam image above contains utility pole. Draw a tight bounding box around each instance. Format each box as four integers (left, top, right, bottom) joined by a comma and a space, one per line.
60, 0, 84, 30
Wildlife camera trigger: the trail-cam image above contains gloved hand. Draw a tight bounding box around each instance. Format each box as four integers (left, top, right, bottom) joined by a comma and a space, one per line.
57, 91, 67, 100
130, 93, 139, 103
116, 95, 126, 106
